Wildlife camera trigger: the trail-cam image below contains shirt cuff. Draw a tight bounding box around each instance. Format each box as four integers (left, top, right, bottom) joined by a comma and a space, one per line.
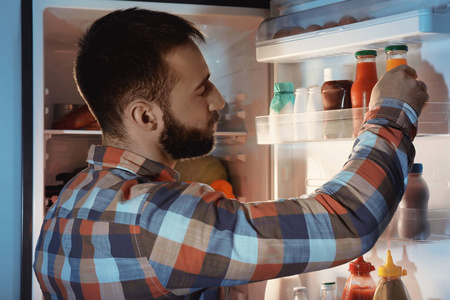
364, 98, 419, 140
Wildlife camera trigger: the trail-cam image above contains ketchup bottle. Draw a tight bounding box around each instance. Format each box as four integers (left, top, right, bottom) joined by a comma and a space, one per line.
342, 256, 376, 300
350, 50, 378, 108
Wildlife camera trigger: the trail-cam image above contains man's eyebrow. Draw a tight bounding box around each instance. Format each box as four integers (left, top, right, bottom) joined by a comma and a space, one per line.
194, 73, 211, 91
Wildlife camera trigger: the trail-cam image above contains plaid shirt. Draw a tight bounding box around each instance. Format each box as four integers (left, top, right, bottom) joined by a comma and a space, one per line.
34, 98, 418, 299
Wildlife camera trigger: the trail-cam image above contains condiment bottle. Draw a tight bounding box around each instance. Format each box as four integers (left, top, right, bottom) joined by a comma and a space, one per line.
294, 87, 309, 141
321, 67, 353, 110
351, 50, 378, 108
293, 286, 308, 300
269, 82, 295, 142
321, 281, 337, 300
397, 163, 430, 240
265, 274, 302, 300
373, 250, 411, 300
342, 256, 376, 300
385, 45, 408, 71
306, 86, 324, 140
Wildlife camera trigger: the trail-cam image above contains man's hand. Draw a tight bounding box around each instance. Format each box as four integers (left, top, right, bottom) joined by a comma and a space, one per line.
370, 64, 429, 116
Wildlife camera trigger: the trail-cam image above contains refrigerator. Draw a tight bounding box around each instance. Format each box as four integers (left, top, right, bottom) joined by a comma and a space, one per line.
25, 0, 450, 299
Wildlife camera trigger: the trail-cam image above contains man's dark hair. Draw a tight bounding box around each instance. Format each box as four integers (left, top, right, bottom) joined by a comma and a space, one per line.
74, 7, 205, 139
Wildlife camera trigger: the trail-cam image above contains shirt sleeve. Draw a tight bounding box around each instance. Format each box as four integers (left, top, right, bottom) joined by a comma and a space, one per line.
140, 98, 418, 295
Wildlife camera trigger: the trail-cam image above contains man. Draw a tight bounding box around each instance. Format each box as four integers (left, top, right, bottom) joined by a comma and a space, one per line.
33, 7, 428, 300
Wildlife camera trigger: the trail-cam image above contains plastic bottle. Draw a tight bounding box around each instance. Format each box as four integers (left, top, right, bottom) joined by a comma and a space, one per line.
293, 286, 308, 300
385, 45, 408, 71
342, 256, 376, 300
306, 86, 324, 140
397, 163, 430, 240
373, 250, 411, 300
321, 67, 353, 110
351, 50, 378, 108
293, 87, 309, 141
321, 281, 337, 300
269, 82, 295, 142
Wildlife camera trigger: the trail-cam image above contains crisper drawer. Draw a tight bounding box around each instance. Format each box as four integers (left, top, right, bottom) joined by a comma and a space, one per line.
255, 103, 450, 144
257, 0, 450, 62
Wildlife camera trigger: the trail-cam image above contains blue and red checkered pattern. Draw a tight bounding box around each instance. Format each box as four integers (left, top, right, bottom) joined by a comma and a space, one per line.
34, 98, 418, 299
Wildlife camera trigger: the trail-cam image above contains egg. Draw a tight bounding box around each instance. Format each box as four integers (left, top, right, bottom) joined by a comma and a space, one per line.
338, 15, 358, 25
273, 29, 290, 39
306, 24, 322, 32
323, 21, 338, 29
289, 26, 306, 35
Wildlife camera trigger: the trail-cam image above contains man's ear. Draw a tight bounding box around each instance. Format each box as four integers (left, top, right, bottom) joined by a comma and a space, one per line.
128, 100, 159, 131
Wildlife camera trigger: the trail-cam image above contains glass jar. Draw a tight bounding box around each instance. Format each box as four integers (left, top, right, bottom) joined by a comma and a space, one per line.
385, 45, 408, 71
293, 286, 308, 300
342, 256, 376, 300
350, 50, 378, 108
321, 281, 337, 300
321, 67, 353, 110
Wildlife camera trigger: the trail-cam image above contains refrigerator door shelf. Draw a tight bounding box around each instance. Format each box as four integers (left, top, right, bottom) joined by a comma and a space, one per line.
255, 102, 450, 144
256, 9, 450, 63
381, 207, 450, 243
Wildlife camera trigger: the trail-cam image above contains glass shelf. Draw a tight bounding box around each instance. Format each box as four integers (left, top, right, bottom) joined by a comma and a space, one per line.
255, 103, 450, 144
380, 207, 450, 243
44, 129, 247, 139
256, 1, 450, 63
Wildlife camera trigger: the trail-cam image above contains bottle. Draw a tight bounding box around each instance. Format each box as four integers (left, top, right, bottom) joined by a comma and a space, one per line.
321, 67, 353, 110
373, 250, 411, 300
385, 45, 408, 71
350, 50, 378, 108
293, 286, 308, 300
321, 281, 337, 300
293, 87, 309, 141
269, 82, 295, 142
397, 163, 430, 240
306, 86, 324, 140
342, 256, 376, 300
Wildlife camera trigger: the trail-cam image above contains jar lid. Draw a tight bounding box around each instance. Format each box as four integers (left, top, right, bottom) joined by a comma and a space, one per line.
349, 256, 375, 273
323, 67, 353, 81
274, 82, 294, 93
385, 45, 408, 52
321, 281, 336, 290
355, 50, 377, 57
411, 163, 423, 173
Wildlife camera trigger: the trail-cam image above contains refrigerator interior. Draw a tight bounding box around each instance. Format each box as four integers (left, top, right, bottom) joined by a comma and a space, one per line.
32, 1, 271, 299
258, 0, 450, 299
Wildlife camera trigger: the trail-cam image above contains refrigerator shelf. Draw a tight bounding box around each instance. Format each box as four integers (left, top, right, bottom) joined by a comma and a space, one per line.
256, 8, 450, 63
44, 129, 248, 139
380, 207, 450, 243
255, 103, 450, 144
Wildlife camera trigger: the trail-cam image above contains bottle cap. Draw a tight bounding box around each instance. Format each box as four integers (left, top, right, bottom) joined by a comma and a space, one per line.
321, 281, 336, 290
293, 286, 307, 295
349, 256, 375, 273
385, 45, 408, 52
324, 67, 353, 81
274, 82, 294, 93
411, 163, 423, 173
355, 50, 377, 57
378, 250, 407, 278
295, 87, 308, 94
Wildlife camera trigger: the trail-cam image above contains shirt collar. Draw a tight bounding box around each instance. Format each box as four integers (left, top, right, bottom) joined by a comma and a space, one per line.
87, 145, 180, 182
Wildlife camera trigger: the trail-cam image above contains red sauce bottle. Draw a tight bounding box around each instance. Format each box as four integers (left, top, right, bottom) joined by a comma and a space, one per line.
350, 50, 378, 108
342, 256, 376, 300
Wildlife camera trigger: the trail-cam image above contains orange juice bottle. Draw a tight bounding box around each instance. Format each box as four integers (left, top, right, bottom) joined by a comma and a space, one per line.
385, 45, 408, 71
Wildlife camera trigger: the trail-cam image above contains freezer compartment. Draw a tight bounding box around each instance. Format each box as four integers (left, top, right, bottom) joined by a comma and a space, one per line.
256, 103, 450, 144
256, 0, 450, 62
381, 207, 450, 242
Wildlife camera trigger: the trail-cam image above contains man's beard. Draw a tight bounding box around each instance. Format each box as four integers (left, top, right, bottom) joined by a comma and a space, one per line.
159, 106, 220, 160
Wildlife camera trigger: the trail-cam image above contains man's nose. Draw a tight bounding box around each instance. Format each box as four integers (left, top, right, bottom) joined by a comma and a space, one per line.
208, 84, 225, 111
